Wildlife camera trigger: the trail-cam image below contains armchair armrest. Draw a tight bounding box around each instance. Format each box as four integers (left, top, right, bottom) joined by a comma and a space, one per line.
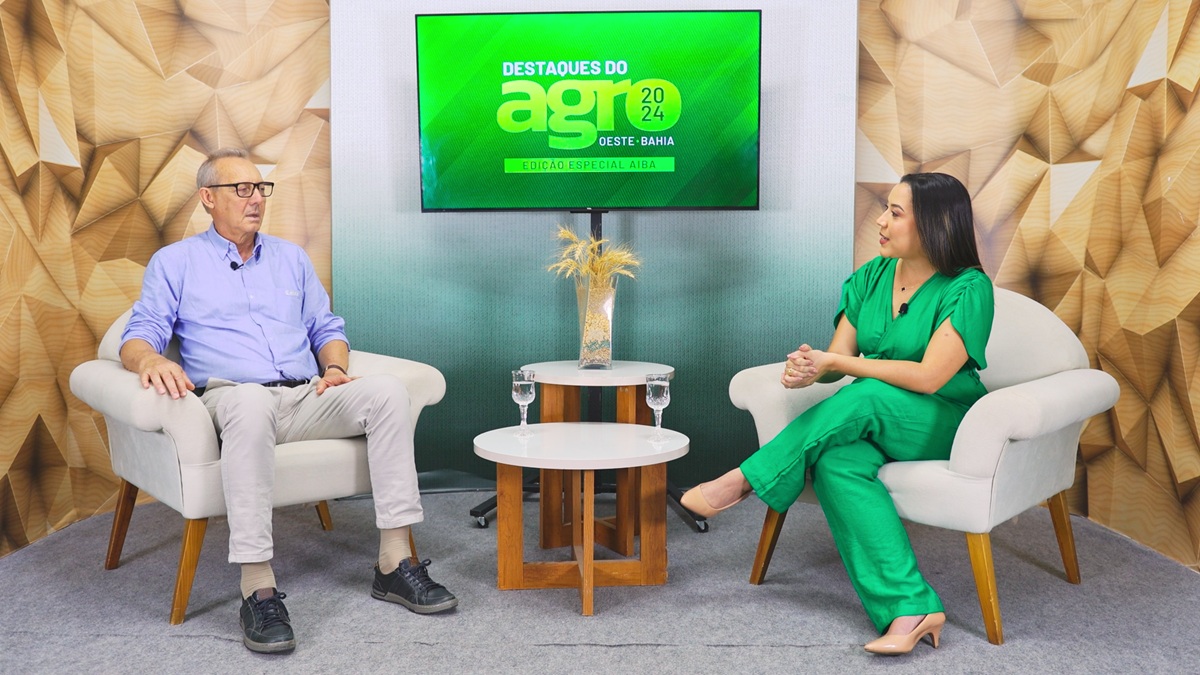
348, 351, 447, 411
69, 359, 220, 464
729, 362, 851, 446
948, 368, 1120, 478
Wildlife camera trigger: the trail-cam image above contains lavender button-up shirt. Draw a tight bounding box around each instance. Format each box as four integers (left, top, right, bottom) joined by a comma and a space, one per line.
122, 227, 347, 388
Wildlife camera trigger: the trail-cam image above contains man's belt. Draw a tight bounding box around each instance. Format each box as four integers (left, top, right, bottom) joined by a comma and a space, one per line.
262, 378, 312, 388
193, 378, 311, 397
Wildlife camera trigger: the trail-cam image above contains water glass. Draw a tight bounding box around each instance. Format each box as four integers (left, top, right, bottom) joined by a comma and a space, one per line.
512, 369, 536, 437
645, 373, 671, 440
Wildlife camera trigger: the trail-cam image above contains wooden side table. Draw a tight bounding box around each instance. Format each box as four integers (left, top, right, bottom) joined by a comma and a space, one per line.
522, 361, 674, 554
474, 422, 689, 615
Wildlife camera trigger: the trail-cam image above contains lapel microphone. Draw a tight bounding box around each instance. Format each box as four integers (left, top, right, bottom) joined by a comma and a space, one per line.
230, 261, 243, 271
899, 302, 909, 316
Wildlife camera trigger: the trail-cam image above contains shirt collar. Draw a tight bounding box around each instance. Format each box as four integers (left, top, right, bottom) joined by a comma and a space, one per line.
203, 225, 262, 265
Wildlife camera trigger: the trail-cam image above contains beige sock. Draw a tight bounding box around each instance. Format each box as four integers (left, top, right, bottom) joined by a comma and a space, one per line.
378, 526, 413, 572
240, 561, 276, 600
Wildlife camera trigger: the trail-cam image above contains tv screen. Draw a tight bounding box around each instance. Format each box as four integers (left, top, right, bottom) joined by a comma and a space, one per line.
415, 10, 761, 212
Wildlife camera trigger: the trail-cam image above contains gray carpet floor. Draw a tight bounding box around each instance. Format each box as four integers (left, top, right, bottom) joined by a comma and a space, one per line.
2, 490, 1199, 674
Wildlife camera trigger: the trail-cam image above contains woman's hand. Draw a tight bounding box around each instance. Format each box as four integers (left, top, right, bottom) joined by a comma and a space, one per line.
781, 346, 818, 389
780, 317, 860, 389
793, 344, 840, 384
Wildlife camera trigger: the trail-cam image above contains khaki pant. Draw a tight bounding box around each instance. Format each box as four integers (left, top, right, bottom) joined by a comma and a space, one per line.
201, 374, 422, 563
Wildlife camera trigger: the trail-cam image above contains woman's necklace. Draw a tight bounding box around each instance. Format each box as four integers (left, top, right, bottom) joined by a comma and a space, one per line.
897, 260, 932, 293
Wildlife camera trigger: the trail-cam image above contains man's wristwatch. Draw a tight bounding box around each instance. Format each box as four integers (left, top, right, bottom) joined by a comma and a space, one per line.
321, 364, 347, 377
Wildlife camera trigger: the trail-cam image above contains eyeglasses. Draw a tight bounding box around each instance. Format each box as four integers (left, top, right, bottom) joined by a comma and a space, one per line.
205, 182, 274, 198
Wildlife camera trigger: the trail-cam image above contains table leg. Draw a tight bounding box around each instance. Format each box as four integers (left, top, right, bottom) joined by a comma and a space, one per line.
631, 469, 642, 534
615, 384, 652, 425
571, 468, 596, 616
613, 385, 651, 548
539, 383, 579, 549
595, 468, 636, 556
540, 382, 580, 423
496, 463, 525, 590
540, 469, 570, 549
638, 462, 668, 585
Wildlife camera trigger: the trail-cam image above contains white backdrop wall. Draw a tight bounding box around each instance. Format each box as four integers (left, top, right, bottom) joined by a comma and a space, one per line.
331, 1, 857, 484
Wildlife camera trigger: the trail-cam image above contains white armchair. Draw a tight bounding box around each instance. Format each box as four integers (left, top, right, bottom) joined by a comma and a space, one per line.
728, 287, 1119, 645
69, 309, 446, 624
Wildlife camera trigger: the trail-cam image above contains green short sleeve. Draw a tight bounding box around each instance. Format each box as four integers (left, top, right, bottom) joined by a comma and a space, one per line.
836, 257, 888, 329
935, 269, 994, 370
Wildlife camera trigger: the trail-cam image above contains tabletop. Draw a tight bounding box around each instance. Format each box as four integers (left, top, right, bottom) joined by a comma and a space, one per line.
521, 360, 674, 387
473, 422, 689, 470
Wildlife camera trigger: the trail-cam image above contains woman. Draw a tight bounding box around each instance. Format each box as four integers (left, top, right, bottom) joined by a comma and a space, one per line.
682, 172, 993, 655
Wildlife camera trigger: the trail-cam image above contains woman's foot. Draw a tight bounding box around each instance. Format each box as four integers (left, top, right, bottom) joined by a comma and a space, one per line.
680, 468, 752, 518
863, 612, 945, 655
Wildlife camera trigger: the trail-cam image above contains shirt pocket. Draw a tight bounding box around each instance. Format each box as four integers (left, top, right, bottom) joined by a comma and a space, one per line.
247, 285, 303, 325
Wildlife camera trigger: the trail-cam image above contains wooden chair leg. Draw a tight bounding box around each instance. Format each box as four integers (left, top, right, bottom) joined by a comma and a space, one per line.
966, 532, 1004, 645
409, 529, 419, 563
105, 480, 139, 570
1047, 491, 1081, 584
170, 518, 208, 625
749, 508, 788, 585
315, 500, 333, 531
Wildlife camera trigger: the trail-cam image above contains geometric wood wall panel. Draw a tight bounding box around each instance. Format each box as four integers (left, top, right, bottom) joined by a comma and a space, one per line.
0, 1, 331, 557
857, 0, 1200, 569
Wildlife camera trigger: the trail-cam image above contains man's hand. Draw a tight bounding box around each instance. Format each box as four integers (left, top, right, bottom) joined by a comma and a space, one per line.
120, 338, 194, 399
315, 366, 355, 395
314, 341, 353, 395
137, 353, 194, 399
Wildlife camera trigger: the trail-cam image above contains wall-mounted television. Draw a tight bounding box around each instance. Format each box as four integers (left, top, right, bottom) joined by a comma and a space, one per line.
415, 10, 761, 212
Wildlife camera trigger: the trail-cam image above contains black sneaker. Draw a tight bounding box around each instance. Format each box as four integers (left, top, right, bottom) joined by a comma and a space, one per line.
239, 590, 296, 654
371, 558, 458, 614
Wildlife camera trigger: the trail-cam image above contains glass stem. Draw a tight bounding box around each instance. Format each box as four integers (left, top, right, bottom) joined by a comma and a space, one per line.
653, 409, 662, 430
520, 404, 529, 428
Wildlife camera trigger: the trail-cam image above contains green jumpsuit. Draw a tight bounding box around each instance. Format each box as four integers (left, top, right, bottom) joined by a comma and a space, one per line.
740, 256, 994, 633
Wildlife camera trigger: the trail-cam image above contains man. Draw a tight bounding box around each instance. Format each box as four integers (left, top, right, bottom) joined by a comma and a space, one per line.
120, 147, 456, 654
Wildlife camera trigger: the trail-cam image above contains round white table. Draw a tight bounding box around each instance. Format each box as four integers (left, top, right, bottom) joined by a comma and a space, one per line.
521, 360, 674, 388
474, 422, 689, 615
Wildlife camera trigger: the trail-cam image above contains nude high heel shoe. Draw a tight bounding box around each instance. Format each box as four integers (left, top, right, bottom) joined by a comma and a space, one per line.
679, 481, 750, 518
863, 612, 945, 655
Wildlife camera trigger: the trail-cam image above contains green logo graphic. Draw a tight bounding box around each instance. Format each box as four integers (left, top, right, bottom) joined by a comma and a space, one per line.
497, 79, 682, 150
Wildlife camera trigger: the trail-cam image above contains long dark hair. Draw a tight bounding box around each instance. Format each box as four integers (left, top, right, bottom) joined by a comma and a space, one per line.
900, 172, 982, 276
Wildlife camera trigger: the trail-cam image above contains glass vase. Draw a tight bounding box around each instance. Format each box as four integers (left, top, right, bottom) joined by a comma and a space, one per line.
577, 276, 616, 369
